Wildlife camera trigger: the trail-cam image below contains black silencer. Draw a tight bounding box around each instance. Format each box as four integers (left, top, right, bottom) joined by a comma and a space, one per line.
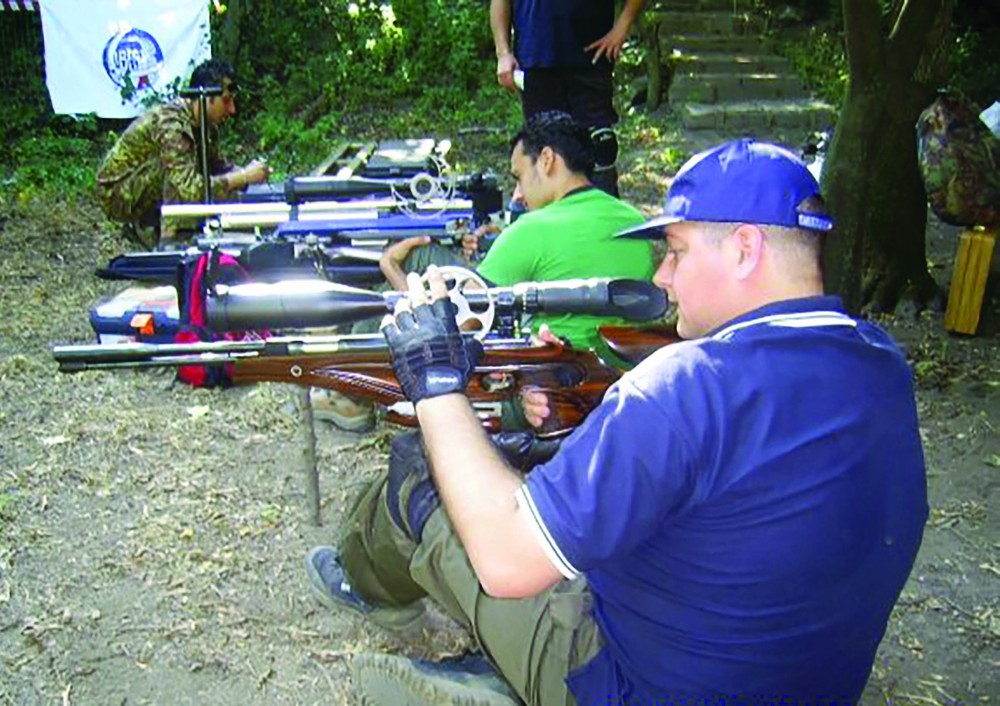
518, 279, 666, 321
285, 176, 406, 203
206, 280, 392, 331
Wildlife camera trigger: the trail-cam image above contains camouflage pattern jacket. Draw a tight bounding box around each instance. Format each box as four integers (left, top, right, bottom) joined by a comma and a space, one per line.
96, 99, 233, 223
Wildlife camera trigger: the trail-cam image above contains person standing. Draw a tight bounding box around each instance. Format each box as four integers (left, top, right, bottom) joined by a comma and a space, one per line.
490, 0, 647, 197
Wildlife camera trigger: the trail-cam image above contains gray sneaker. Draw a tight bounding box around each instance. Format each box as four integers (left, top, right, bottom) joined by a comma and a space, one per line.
352, 652, 522, 706
305, 546, 426, 632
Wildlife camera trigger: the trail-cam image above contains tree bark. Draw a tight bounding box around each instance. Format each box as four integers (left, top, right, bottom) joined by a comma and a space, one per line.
821, 0, 952, 315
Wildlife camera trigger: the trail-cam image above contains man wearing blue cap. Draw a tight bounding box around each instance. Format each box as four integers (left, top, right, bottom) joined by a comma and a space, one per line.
307, 139, 928, 705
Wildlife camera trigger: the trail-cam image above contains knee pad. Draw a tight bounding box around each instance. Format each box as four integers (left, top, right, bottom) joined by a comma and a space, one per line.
590, 127, 618, 173
386, 431, 441, 543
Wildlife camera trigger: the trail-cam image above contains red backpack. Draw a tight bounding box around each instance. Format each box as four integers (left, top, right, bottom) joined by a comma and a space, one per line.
174, 251, 265, 387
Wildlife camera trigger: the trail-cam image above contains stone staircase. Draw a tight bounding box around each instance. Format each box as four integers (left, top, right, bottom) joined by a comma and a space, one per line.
643, 0, 836, 147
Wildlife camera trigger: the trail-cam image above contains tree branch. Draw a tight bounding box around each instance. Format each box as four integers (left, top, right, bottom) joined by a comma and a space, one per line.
843, 0, 885, 86
888, 0, 949, 76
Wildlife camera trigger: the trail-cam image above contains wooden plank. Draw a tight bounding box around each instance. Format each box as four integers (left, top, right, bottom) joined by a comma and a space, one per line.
310, 141, 355, 177
337, 141, 377, 179
944, 227, 996, 335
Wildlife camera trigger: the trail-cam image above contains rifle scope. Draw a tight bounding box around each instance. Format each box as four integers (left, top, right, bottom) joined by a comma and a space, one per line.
204, 277, 667, 332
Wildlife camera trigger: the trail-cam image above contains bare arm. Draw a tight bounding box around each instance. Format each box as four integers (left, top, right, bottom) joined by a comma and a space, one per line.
585, 0, 648, 64
490, 0, 520, 90
379, 235, 431, 291
417, 394, 564, 597
220, 160, 271, 193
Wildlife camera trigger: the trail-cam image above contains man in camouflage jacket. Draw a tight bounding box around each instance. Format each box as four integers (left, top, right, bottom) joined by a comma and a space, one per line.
96, 59, 270, 247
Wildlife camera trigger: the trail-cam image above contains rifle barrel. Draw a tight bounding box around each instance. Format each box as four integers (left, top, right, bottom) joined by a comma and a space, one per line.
52, 333, 532, 373
162, 199, 475, 226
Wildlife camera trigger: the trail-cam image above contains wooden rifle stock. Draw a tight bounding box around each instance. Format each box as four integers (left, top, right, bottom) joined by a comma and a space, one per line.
54, 333, 647, 438
227, 336, 621, 438
231, 325, 682, 434
598, 324, 682, 366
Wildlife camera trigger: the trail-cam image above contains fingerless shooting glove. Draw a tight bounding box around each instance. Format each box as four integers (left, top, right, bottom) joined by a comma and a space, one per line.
382, 298, 483, 404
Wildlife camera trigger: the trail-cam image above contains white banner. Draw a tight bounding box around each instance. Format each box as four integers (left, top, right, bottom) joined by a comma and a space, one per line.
39, 0, 211, 118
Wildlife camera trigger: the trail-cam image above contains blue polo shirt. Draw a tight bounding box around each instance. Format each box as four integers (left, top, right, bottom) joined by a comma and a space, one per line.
513, 0, 616, 68
517, 296, 927, 704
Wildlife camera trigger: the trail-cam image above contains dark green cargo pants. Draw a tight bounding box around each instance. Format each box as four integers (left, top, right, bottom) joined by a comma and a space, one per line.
338, 431, 603, 706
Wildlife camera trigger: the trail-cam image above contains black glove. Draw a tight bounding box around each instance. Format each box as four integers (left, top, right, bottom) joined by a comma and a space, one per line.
382, 297, 483, 404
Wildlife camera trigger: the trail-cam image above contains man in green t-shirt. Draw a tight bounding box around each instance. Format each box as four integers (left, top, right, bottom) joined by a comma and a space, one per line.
379, 110, 654, 353
317, 111, 654, 431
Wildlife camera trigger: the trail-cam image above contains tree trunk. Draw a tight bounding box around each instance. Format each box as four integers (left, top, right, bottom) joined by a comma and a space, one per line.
821, 0, 952, 315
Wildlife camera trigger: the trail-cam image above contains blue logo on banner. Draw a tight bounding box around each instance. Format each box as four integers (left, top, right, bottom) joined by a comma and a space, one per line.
103, 28, 164, 92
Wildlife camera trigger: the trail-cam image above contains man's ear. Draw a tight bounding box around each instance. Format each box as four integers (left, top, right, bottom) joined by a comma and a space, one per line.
538, 146, 557, 175
730, 224, 764, 280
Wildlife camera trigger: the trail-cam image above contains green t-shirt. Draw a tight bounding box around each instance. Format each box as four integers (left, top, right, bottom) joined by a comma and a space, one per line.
477, 187, 654, 358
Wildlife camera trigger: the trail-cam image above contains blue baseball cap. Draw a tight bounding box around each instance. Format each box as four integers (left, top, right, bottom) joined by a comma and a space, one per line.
618, 138, 834, 239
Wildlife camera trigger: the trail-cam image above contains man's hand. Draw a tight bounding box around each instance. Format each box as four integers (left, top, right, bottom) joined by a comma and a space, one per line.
462, 222, 502, 261
585, 25, 630, 64
586, 0, 645, 64
379, 235, 431, 290
243, 159, 271, 185
519, 325, 561, 428
381, 267, 483, 405
496, 52, 520, 92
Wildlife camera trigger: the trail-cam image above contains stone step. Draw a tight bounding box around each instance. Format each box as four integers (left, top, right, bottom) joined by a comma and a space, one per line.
678, 99, 837, 132
663, 34, 766, 54
657, 0, 740, 12
670, 72, 808, 103
648, 11, 751, 35
674, 51, 792, 74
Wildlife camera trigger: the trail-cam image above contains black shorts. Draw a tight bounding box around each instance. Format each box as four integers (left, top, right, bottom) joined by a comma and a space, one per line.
520, 64, 617, 129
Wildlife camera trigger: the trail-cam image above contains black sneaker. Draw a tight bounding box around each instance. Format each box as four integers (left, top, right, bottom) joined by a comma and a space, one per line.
305, 546, 426, 631
352, 652, 522, 706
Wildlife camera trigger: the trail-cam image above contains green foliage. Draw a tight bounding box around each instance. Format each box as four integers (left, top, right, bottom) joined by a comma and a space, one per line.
212, 0, 497, 168
0, 25, 48, 145
771, 26, 848, 109
3, 122, 107, 201
910, 336, 959, 390
948, 26, 1000, 107
119, 73, 184, 112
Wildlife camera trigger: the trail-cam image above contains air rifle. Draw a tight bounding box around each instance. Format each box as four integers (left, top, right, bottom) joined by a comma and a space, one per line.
162, 172, 502, 231
239, 171, 503, 220
98, 211, 491, 284
53, 277, 673, 437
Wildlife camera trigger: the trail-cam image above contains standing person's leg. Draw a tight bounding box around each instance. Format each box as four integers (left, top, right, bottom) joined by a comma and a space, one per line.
566, 66, 620, 198
519, 67, 572, 120
327, 431, 604, 705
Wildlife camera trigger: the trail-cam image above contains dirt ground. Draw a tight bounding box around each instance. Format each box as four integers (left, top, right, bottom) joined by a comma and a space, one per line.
0, 138, 997, 705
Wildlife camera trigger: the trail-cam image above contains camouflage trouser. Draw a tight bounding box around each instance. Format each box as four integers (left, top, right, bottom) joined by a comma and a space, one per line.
338, 430, 603, 706
96, 169, 164, 249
